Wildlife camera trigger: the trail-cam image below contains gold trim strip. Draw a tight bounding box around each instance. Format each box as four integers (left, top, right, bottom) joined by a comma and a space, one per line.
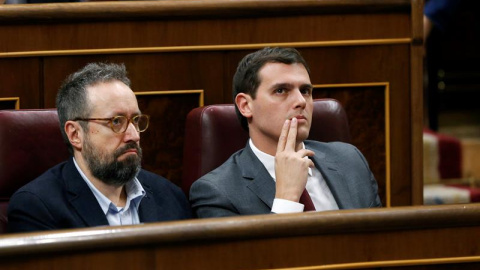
313, 82, 391, 207
135, 89, 204, 107
265, 255, 480, 270
0, 97, 20, 109
385, 83, 391, 207
0, 38, 412, 58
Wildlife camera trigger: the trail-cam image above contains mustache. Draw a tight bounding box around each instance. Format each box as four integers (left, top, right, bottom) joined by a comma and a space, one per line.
114, 143, 142, 159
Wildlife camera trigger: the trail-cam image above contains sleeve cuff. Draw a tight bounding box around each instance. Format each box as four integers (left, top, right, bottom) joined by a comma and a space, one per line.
271, 198, 304, 213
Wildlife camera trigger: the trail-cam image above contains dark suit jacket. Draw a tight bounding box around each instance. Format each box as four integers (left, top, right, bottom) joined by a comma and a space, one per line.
8, 158, 192, 233
190, 140, 382, 218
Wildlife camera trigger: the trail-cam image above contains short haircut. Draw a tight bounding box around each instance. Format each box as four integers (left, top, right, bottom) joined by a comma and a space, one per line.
232, 47, 310, 131
56, 62, 131, 154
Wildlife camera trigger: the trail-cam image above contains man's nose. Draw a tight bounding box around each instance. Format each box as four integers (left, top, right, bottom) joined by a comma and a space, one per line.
123, 122, 140, 142
292, 89, 307, 108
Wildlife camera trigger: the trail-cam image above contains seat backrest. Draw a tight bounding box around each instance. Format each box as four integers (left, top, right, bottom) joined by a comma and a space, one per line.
181, 98, 351, 195
0, 109, 70, 234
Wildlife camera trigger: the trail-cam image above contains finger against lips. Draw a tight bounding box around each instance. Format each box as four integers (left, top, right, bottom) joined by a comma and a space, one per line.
277, 119, 290, 152
286, 117, 297, 150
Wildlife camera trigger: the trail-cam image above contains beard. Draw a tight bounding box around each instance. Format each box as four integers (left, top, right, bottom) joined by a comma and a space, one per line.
82, 137, 142, 187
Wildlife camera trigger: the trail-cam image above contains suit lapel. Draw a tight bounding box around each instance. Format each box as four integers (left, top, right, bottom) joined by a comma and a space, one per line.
309, 144, 354, 209
137, 181, 161, 222
64, 158, 109, 227
239, 143, 276, 209
238, 141, 356, 210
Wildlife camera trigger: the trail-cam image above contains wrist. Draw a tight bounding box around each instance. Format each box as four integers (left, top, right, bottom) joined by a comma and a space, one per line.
275, 190, 301, 202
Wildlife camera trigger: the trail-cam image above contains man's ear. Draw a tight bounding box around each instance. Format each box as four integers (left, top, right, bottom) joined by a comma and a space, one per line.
235, 93, 253, 118
65, 120, 83, 151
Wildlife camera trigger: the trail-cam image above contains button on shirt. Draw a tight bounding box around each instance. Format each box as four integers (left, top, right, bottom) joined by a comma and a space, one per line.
249, 139, 339, 213
73, 158, 146, 226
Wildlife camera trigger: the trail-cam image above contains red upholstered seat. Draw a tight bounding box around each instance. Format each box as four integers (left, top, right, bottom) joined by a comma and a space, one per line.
0, 109, 69, 234
181, 98, 351, 196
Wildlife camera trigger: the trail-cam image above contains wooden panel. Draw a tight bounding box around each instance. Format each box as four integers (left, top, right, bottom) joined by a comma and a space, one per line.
0, 204, 479, 269
0, 58, 41, 109
410, 0, 424, 205
314, 84, 388, 206
0, 1, 411, 54
136, 91, 203, 186
41, 53, 225, 108
0, 0, 411, 22
0, 14, 410, 54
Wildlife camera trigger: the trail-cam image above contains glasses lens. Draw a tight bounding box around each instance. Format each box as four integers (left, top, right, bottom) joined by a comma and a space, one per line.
111, 116, 127, 133
135, 115, 149, 132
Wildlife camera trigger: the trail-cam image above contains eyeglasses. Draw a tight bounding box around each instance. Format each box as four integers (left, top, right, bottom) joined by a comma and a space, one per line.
73, 114, 150, 133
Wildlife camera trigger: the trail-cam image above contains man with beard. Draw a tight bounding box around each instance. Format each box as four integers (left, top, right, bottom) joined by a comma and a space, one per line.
8, 63, 192, 233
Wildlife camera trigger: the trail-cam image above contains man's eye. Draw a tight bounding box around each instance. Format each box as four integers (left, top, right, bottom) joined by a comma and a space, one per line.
275, 88, 286, 94
301, 88, 312, 95
112, 117, 123, 126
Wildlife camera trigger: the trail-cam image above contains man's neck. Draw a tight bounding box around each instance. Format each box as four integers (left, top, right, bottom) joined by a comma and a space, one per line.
74, 153, 127, 207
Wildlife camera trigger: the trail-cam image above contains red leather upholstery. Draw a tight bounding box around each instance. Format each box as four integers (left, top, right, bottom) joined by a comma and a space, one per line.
181, 98, 351, 196
0, 109, 69, 234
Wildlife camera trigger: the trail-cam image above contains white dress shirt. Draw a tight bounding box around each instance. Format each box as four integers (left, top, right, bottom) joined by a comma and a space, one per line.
249, 139, 339, 213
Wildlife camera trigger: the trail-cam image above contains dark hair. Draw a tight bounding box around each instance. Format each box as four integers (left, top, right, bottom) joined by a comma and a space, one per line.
232, 47, 310, 131
56, 63, 131, 155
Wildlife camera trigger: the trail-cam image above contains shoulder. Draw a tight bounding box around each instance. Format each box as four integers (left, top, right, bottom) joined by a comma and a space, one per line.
137, 169, 170, 185
192, 148, 247, 187
8, 161, 71, 224
138, 169, 179, 190
305, 140, 358, 153
137, 169, 192, 216
189, 148, 257, 204
137, 169, 186, 198
12, 161, 68, 197
306, 140, 368, 164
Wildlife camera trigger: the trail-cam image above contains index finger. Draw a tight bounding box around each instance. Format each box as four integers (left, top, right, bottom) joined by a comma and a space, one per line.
285, 117, 298, 151
276, 119, 291, 153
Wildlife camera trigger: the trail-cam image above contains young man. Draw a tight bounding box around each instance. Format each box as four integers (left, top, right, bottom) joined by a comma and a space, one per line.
190, 47, 381, 217
8, 63, 192, 232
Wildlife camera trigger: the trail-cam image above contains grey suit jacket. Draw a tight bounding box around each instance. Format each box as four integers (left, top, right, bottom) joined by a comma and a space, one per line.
189, 140, 382, 218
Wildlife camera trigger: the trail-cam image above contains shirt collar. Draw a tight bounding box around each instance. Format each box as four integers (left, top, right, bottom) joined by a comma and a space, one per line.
73, 157, 146, 215
249, 139, 312, 181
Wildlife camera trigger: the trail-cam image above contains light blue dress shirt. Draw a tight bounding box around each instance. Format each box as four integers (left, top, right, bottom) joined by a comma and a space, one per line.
73, 158, 146, 226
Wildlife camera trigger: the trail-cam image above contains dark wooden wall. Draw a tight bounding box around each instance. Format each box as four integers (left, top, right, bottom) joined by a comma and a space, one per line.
0, 0, 424, 207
